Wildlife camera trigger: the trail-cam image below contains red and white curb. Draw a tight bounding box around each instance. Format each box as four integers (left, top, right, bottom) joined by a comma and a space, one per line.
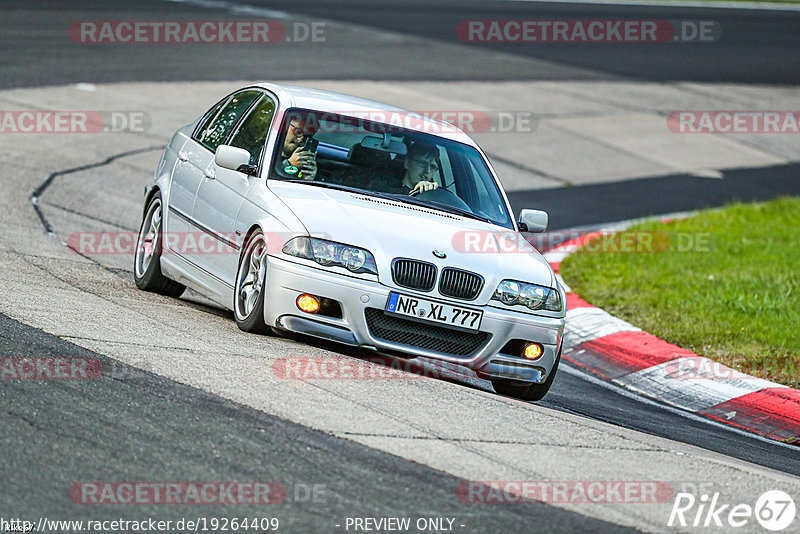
545, 230, 800, 445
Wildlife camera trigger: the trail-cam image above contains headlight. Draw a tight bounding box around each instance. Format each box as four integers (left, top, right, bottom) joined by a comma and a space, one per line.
312, 241, 336, 265
283, 237, 378, 275
496, 280, 520, 305
492, 280, 562, 312
340, 247, 367, 271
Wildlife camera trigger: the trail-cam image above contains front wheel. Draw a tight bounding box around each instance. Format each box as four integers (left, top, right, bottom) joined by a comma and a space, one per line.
491, 349, 561, 402
234, 231, 270, 334
133, 195, 185, 298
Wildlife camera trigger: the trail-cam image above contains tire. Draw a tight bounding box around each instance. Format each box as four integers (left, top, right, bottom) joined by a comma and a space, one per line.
234, 230, 270, 334
133, 195, 186, 298
491, 348, 562, 402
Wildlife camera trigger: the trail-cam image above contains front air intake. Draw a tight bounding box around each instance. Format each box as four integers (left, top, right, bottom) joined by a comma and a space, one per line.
391, 258, 437, 292
439, 267, 483, 300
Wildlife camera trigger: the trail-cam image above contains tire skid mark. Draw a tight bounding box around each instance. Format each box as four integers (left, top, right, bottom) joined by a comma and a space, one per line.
30, 145, 162, 234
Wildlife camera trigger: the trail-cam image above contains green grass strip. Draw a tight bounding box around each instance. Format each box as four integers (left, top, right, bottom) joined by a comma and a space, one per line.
561, 196, 800, 388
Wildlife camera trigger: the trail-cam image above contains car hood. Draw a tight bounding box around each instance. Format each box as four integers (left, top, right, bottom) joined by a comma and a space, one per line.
269, 181, 556, 297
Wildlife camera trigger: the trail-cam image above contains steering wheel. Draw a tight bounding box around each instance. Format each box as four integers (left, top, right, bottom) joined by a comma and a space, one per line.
409, 187, 472, 211
408, 184, 443, 197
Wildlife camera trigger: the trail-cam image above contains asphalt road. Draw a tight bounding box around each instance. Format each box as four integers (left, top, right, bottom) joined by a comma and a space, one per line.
0, 312, 630, 532
2, 0, 799, 88
509, 162, 800, 230
2, 0, 800, 531
265, 0, 800, 83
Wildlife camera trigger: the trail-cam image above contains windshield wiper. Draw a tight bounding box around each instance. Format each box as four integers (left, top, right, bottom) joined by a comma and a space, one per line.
380, 194, 497, 225
282, 180, 366, 194
431, 204, 497, 225
281, 182, 429, 208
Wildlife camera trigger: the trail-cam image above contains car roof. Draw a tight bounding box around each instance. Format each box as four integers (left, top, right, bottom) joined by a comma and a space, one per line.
250, 82, 478, 146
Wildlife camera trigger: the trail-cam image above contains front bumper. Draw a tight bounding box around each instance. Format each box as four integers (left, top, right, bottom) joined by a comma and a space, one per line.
263, 255, 565, 383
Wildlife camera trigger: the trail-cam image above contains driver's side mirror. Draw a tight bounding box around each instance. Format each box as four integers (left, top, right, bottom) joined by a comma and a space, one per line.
518, 209, 548, 233
215, 145, 257, 176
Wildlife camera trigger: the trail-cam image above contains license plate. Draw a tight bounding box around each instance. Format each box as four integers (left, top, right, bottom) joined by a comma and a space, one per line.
385, 292, 483, 332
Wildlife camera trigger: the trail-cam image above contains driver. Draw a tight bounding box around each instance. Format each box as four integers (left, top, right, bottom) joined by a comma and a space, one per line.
277, 115, 317, 180
371, 142, 439, 194
402, 142, 439, 194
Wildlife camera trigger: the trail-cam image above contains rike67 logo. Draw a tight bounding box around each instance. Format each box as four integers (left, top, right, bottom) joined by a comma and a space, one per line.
669, 490, 795, 531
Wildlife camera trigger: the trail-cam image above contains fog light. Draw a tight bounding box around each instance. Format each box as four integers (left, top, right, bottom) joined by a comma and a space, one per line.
296, 294, 320, 313
523, 343, 543, 360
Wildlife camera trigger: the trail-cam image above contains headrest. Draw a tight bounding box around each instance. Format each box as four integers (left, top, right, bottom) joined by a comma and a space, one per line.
348, 145, 391, 166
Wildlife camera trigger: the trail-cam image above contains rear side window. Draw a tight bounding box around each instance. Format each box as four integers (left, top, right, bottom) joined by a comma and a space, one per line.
194, 97, 226, 142
195, 90, 261, 152
228, 95, 277, 167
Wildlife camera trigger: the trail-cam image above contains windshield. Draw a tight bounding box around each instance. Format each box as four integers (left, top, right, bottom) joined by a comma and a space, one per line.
269, 108, 514, 229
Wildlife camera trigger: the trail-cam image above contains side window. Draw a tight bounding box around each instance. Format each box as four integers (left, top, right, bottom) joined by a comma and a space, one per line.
195, 90, 261, 152
228, 95, 276, 167
194, 97, 226, 140
466, 158, 506, 222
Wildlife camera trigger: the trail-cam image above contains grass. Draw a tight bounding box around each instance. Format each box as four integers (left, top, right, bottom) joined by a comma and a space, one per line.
561, 197, 800, 389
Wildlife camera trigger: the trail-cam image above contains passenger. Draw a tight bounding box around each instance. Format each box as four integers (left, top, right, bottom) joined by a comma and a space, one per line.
277, 116, 317, 180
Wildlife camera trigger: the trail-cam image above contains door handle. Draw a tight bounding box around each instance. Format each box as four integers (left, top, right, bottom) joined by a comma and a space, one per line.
178, 151, 188, 162
204, 169, 216, 180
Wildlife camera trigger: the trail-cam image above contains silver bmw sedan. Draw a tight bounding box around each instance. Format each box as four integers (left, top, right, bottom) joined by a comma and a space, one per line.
134, 83, 565, 401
